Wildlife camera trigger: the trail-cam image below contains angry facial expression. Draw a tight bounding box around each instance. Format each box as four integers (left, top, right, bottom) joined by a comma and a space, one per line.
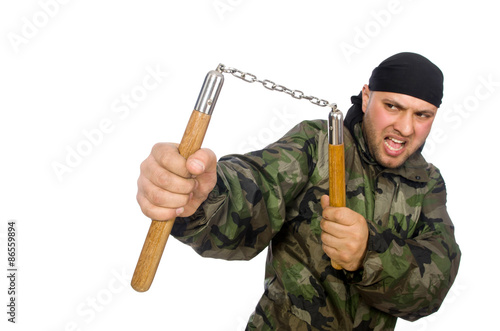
361, 85, 438, 169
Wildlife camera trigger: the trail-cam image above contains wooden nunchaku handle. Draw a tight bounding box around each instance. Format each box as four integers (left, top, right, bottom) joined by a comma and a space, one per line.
328, 108, 345, 271
329, 144, 346, 208
131, 68, 223, 292
131, 110, 211, 292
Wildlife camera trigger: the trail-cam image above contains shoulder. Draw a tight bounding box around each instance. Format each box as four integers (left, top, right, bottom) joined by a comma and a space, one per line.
285, 119, 327, 138
273, 119, 328, 154
424, 162, 446, 191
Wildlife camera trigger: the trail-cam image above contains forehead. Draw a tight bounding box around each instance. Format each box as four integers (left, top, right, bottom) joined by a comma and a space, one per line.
371, 91, 438, 112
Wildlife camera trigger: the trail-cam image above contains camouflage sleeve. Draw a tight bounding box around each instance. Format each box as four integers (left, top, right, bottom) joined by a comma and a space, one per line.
171, 120, 322, 261
348, 166, 461, 321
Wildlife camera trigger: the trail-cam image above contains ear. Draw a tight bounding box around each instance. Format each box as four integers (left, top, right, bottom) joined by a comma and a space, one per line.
361, 84, 370, 113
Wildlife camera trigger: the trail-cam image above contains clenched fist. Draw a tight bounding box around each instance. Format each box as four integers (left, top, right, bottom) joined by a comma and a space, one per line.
320, 195, 369, 271
136, 143, 217, 221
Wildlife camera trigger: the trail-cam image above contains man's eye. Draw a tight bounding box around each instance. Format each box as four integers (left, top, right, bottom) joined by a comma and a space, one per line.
416, 112, 431, 118
386, 103, 397, 110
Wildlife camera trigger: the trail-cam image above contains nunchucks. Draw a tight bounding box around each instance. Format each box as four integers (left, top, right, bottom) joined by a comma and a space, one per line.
328, 107, 345, 270
131, 63, 346, 291
131, 66, 224, 292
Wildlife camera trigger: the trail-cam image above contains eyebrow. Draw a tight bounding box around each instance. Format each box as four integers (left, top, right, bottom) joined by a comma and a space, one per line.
382, 98, 408, 110
382, 98, 436, 115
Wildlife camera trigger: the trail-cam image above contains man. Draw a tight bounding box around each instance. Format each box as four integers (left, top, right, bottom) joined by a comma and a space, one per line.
136, 52, 461, 330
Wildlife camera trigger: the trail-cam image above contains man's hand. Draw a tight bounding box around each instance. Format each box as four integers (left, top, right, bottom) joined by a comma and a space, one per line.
136, 143, 217, 221
320, 195, 369, 271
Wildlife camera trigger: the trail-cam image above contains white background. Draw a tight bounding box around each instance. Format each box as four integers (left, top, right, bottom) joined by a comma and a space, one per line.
1, 0, 498, 330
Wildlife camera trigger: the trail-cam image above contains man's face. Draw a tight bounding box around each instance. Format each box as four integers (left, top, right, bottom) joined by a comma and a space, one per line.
361, 85, 438, 169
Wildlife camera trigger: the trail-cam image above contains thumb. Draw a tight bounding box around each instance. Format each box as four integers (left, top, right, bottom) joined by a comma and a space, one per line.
321, 195, 330, 209
186, 148, 217, 176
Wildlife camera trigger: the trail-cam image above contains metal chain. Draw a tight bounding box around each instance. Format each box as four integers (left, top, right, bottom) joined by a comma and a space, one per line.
217, 64, 337, 110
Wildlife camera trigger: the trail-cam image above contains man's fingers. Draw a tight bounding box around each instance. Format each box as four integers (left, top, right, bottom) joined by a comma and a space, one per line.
141, 179, 192, 208
137, 143, 218, 220
151, 143, 191, 178
322, 243, 345, 266
186, 148, 218, 201
320, 218, 350, 238
186, 148, 217, 176
321, 195, 346, 224
320, 225, 349, 247
320, 194, 369, 272
322, 206, 357, 227
140, 159, 197, 194
136, 191, 183, 221
321, 194, 330, 209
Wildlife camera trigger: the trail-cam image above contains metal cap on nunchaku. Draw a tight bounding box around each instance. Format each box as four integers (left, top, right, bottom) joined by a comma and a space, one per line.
194, 65, 224, 115
327, 104, 346, 270
131, 65, 224, 292
328, 104, 343, 146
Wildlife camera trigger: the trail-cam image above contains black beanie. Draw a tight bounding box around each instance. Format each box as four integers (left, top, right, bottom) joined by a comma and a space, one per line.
345, 52, 444, 135
368, 52, 444, 108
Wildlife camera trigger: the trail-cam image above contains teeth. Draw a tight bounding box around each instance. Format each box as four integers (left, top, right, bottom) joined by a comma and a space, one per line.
385, 142, 403, 151
389, 137, 405, 144
385, 137, 405, 151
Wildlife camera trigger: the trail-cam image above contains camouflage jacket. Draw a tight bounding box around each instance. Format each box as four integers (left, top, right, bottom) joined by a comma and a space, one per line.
172, 120, 461, 330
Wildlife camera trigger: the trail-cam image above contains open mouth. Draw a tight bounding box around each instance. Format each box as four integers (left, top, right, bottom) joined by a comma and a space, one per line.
384, 137, 406, 152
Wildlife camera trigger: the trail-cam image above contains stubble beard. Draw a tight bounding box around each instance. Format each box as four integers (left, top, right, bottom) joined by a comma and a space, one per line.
362, 120, 411, 169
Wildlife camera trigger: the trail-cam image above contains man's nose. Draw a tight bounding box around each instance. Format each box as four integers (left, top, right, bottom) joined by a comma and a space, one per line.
394, 111, 414, 137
